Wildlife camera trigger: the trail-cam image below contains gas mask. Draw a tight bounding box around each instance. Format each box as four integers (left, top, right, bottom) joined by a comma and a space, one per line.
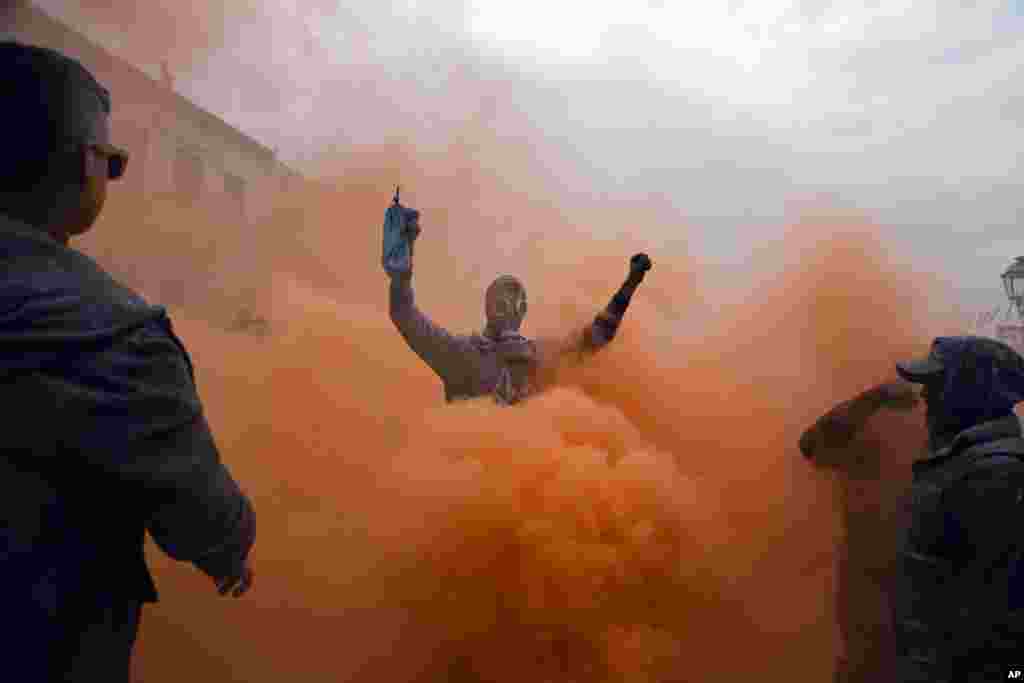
484, 275, 527, 337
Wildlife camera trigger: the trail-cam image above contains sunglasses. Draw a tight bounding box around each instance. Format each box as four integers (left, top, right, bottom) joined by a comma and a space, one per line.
87, 142, 129, 180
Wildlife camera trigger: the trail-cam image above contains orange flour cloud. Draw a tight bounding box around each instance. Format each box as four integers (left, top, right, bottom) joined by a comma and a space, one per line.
49, 4, 969, 679
77, 163, 954, 682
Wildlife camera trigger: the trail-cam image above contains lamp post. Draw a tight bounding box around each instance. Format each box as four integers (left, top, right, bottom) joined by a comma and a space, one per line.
995, 257, 1024, 352
1001, 257, 1024, 319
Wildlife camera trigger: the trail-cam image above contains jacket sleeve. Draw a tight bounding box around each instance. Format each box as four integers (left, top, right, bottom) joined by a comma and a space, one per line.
549, 277, 643, 360
137, 413, 255, 580
797, 386, 887, 466
62, 316, 255, 580
389, 272, 474, 383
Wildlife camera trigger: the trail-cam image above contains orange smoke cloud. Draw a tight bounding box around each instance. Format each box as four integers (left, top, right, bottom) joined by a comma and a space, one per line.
77, 161, 951, 682
50, 5, 963, 679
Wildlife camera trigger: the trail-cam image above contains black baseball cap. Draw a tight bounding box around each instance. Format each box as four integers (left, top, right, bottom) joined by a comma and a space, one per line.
897, 336, 1024, 383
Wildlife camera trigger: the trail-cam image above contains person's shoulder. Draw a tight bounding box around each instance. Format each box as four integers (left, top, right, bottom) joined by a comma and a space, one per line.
64, 244, 154, 311
2, 221, 155, 314
117, 314, 195, 376
941, 444, 1024, 520
939, 455, 1024, 554
76, 313, 201, 428
50, 311, 202, 450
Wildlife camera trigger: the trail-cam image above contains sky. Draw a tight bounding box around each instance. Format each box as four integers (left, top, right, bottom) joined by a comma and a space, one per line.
36, 0, 1024, 310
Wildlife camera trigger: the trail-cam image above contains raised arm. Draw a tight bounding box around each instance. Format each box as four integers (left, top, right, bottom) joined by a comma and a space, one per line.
799, 381, 918, 466
385, 207, 473, 382
389, 271, 474, 381
559, 253, 652, 359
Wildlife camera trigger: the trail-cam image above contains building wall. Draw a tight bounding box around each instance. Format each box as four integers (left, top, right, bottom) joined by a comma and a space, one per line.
2, 1, 301, 317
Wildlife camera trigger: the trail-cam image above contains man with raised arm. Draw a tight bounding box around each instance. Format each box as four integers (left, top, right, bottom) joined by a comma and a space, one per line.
384, 202, 652, 405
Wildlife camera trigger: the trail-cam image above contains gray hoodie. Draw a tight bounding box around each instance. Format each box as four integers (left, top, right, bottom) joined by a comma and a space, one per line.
389, 271, 618, 404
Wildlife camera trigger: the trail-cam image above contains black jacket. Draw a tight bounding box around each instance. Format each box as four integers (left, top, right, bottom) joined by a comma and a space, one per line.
893, 415, 1024, 681
0, 217, 255, 664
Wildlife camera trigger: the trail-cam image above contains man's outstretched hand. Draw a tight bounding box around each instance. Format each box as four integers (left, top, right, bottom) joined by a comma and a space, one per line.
798, 379, 918, 462
629, 253, 652, 282
213, 559, 254, 598
875, 380, 919, 413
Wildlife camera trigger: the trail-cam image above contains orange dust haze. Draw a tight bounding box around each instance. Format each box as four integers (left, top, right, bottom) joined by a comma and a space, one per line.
78, 166, 961, 683
47, 4, 972, 681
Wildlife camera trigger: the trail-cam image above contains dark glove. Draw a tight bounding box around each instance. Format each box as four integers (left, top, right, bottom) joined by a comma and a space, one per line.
628, 253, 652, 283
604, 254, 651, 321
798, 426, 821, 459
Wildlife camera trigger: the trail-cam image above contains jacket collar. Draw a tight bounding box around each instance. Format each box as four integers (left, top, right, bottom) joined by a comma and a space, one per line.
0, 213, 60, 245
914, 414, 1024, 474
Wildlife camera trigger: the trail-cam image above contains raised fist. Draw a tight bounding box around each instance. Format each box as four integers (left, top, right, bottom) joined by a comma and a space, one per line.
629, 253, 652, 277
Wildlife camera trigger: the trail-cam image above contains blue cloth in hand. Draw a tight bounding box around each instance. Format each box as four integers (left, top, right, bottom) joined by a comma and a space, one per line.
382, 202, 412, 274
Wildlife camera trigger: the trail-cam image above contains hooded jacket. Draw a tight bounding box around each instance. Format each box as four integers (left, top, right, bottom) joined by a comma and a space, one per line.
893, 337, 1024, 681
0, 216, 255, 667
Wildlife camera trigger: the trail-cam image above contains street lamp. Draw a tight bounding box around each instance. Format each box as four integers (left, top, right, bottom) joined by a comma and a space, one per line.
1001, 256, 1024, 318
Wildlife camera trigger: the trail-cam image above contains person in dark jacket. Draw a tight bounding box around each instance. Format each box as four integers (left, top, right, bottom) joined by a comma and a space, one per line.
801, 336, 1024, 681
384, 206, 652, 405
890, 336, 1024, 681
0, 42, 256, 683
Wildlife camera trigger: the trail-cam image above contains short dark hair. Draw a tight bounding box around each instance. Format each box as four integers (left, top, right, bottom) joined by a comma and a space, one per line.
0, 42, 111, 196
